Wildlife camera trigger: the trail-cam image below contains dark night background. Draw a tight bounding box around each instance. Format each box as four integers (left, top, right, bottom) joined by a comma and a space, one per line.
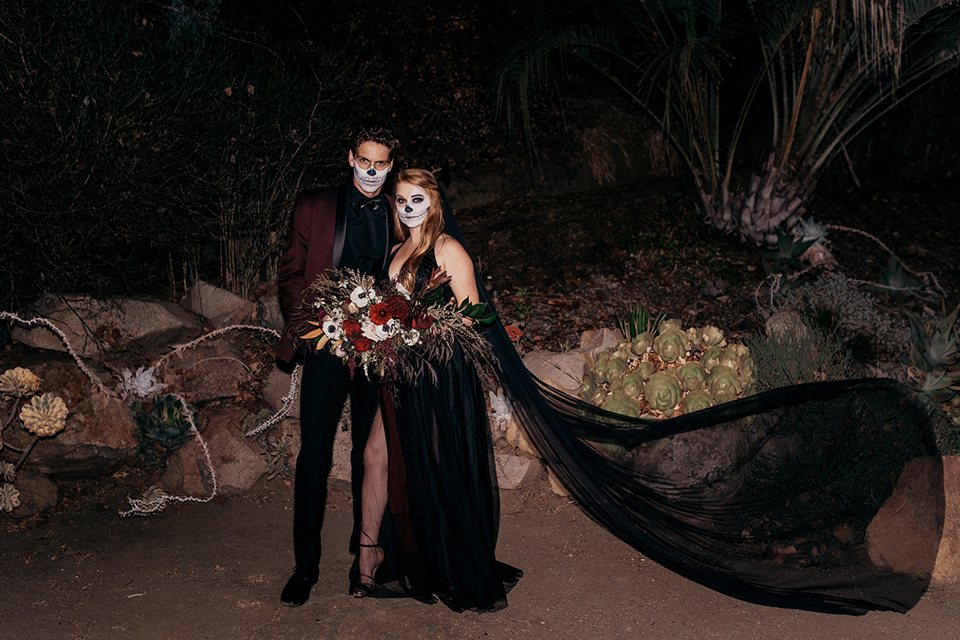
2, 0, 958, 332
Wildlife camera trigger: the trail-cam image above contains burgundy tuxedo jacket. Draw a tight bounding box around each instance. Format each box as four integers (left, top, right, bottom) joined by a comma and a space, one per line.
275, 184, 393, 364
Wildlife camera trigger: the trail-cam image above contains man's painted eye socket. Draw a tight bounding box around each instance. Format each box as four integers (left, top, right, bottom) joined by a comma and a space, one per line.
354, 157, 391, 171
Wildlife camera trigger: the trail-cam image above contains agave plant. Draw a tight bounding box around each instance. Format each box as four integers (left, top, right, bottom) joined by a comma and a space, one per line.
579, 319, 755, 419
134, 395, 196, 468
907, 303, 960, 404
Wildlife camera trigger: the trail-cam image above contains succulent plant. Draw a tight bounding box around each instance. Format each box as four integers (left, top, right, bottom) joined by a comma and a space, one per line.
700, 326, 727, 349
20, 393, 68, 437
594, 353, 629, 384
0, 482, 20, 512
616, 371, 645, 397
700, 346, 723, 372
653, 329, 690, 364
580, 319, 755, 421
117, 366, 166, 401
644, 372, 683, 417
677, 361, 706, 391
684, 389, 714, 413
706, 365, 742, 404
602, 390, 642, 418
0, 367, 41, 399
1, 461, 15, 482
629, 332, 655, 357
134, 395, 196, 468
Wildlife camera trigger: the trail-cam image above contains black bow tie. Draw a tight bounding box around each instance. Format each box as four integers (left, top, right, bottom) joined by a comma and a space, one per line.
357, 197, 382, 212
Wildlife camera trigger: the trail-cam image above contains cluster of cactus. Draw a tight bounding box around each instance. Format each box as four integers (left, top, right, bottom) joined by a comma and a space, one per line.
579, 320, 755, 419
134, 395, 196, 468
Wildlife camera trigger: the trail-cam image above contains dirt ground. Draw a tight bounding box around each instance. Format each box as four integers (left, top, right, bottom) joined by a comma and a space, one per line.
3, 177, 959, 639
2, 470, 959, 640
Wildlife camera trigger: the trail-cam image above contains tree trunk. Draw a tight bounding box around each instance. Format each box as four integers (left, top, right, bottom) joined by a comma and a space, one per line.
703, 154, 811, 246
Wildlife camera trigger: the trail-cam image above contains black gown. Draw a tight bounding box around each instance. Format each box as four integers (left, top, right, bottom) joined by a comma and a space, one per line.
376, 249, 522, 613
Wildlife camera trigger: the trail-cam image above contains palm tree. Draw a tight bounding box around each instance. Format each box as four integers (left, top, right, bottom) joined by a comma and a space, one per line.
495, 0, 960, 245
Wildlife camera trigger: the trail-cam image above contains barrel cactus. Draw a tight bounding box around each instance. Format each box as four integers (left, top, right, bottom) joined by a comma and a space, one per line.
580, 320, 755, 419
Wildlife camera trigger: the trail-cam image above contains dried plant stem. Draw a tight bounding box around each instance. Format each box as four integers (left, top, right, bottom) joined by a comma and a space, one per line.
13, 435, 39, 473
0, 312, 115, 398
245, 364, 300, 437
120, 393, 218, 517
154, 324, 280, 371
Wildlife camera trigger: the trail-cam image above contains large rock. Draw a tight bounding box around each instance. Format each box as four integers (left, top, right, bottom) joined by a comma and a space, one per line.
11, 294, 201, 358
181, 280, 256, 329
161, 407, 265, 497
522, 349, 588, 393
626, 425, 749, 492
162, 339, 250, 404
253, 295, 285, 334
7, 471, 60, 518
495, 452, 542, 490
262, 365, 300, 419
866, 456, 959, 583
10, 361, 137, 479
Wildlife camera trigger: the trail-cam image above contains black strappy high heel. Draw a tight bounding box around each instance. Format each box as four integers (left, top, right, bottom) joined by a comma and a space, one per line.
351, 543, 384, 598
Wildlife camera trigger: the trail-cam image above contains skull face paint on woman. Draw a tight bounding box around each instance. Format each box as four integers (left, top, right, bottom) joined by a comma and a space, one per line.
395, 185, 431, 228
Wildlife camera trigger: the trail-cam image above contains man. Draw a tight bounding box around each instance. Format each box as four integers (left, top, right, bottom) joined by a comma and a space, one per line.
275, 121, 399, 607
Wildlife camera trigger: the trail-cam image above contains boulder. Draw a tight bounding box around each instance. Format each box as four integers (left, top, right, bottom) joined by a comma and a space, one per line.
11, 361, 136, 479
161, 407, 265, 497
522, 350, 587, 393
181, 280, 256, 329
162, 339, 250, 404
547, 467, 571, 497
11, 294, 201, 358
6, 471, 60, 518
262, 365, 300, 419
253, 295, 285, 334
626, 425, 748, 492
866, 456, 959, 583
579, 327, 624, 358
495, 452, 543, 490
765, 310, 811, 340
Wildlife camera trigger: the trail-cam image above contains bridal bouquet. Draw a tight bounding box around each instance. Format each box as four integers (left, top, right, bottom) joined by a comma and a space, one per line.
298, 268, 495, 381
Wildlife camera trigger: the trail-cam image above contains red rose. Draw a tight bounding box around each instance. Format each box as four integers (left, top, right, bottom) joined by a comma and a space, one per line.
353, 336, 372, 352
369, 302, 392, 326
385, 295, 410, 320
415, 313, 434, 330
343, 318, 362, 338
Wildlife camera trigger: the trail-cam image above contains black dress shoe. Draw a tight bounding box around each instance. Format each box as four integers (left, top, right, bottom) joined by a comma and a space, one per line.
280, 572, 315, 607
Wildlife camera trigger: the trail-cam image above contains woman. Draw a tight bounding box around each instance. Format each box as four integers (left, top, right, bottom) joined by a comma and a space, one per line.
350, 170, 936, 616
352, 168, 522, 613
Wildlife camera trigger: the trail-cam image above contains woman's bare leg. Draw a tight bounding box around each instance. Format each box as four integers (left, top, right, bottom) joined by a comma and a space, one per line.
356, 408, 387, 591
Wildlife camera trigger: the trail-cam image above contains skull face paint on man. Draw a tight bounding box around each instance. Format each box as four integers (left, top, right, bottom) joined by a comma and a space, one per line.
349, 141, 393, 195
395, 184, 430, 228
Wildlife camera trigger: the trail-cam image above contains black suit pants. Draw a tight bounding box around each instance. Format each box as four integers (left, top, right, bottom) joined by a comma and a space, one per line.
293, 348, 378, 582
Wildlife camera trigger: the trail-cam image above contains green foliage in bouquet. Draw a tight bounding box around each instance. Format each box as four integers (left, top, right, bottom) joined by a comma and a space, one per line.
579, 320, 755, 420
134, 395, 196, 469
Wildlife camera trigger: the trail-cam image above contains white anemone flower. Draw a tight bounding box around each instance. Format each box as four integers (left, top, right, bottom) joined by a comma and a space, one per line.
395, 281, 412, 298
350, 286, 372, 308
322, 318, 343, 340
402, 329, 421, 346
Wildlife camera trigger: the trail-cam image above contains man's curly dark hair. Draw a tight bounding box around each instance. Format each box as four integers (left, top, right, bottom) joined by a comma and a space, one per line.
349, 120, 400, 159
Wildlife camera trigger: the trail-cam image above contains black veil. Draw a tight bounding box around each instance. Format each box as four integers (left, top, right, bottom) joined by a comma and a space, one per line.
440, 192, 942, 615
